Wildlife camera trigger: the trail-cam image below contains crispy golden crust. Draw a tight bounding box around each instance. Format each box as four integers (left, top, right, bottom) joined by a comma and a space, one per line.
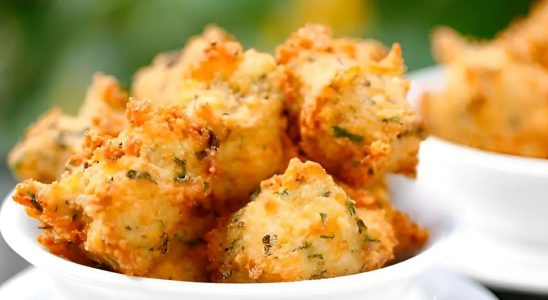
8, 74, 128, 182
206, 159, 396, 282
277, 24, 424, 185
145, 239, 210, 281
133, 26, 287, 212
10, 24, 429, 283
422, 20, 548, 158
342, 180, 428, 260
13, 99, 218, 276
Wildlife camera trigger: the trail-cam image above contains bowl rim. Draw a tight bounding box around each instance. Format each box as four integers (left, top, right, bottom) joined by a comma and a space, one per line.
423, 136, 548, 177
0, 188, 453, 296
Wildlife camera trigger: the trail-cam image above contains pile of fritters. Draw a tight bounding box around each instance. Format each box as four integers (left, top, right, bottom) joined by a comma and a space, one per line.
9, 24, 427, 282
420, 0, 548, 158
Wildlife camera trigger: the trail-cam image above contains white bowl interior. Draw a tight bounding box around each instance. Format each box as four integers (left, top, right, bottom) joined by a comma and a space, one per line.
0, 176, 453, 300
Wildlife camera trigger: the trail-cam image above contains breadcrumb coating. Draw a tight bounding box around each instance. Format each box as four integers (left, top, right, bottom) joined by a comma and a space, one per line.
206, 159, 396, 282
133, 26, 287, 211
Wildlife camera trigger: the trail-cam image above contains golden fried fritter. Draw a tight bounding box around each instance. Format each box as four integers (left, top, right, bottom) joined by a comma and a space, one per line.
13, 99, 218, 276
133, 26, 286, 212
8, 74, 128, 182
422, 23, 548, 158
206, 159, 396, 282
277, 24, 424, 185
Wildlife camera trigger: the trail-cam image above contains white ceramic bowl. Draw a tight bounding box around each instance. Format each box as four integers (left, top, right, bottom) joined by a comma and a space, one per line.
411, 66, 548, 248
0, 176, 452, 300
419, 137, 548, 247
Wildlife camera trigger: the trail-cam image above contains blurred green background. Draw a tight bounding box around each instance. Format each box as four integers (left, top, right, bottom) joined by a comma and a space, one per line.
0, 0, 534, 192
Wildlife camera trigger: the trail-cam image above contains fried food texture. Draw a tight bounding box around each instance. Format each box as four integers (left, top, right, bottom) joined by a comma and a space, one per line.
8, 74, 128, 182
277, 24, 425, 185
206, 159, 396, 282
10, 24, 429, 283
133, 26, 286, 211
13, 99, 218, 276
421, 3, 548, 158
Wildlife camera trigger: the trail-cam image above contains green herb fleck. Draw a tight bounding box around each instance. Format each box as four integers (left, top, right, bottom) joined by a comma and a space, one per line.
137, 171, 153, 181
321, 191, 331, 197
365, 235, 380, 243
225, 238, 239, 253
310, 270, 327, 280
126, 169, 137, 179
274, 189, 289, 197
262, 234, 277, 256
127, 169, 155, 183
294, 241, 312, 252
332, 126, 364, 144
320, 234, 334, 239
28, 192, 43, 212
319, 212, 328, 224
173, 157, 188, 182
382, 116, 400, 124
346, 199, 356, 216
250, 187, 261, 201
308, 253, 324, 259
356, 219, 367, 234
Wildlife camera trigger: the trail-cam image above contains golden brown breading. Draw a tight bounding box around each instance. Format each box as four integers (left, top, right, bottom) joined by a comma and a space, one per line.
422, 23, 548, 158
13, 99, 218, 276
342, 180, 428, 260
133, 26, 287, 212
277, 24, 424, 185
206, 159, 396, 282
8, 74, 128, 182
145, 239, 210, 281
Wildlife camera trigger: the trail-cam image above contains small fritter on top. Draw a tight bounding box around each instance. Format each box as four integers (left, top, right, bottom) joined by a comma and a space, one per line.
422, 17, 548, 158
206, 158, 396, 282
13, 99, 218, 277
8, 74, 128, 183
277, 24, 425, 186
133, 26, 286, 212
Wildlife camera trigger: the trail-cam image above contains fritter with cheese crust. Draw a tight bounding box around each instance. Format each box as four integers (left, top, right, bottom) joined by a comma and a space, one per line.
133, 26, 287, 212
13, 99, 217, 276
206, 159, 396, 282
8, 74, 128, 182
277, 24, 425, 185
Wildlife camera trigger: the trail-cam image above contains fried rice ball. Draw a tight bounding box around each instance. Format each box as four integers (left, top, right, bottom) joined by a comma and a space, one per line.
13, 99, 218, 276
8, 74, 128, 183
206, 158, 396, 282
421, 25, 548, 158
133, 26, 286, 211
277, 24, 424, 185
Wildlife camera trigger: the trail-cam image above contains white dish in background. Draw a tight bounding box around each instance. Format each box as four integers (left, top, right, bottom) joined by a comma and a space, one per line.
0, 267, 497, 300
0, 176, 453, 300
410, 65, 548, 294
